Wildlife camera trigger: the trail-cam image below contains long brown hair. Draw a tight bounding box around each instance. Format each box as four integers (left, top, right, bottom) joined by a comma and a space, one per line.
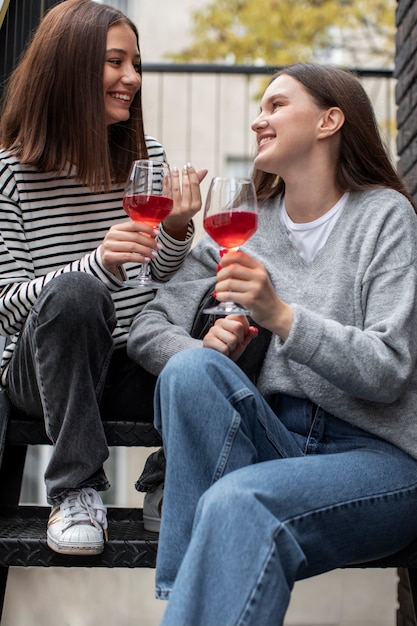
253, 63, 416, 211
0, 0, 148, 190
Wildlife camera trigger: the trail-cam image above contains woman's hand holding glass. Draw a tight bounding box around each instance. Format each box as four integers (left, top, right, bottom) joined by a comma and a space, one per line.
100, 163, 207, 284
100, 219, 160, 279
215, 250, 294, 342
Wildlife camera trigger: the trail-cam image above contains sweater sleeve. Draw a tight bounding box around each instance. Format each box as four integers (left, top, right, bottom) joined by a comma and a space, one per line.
0, 169, 117, 337
280, 197, 417, 404
127, 236, 219, 375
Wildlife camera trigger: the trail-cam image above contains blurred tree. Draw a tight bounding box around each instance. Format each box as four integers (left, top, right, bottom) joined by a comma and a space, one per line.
168, 0, 395, 67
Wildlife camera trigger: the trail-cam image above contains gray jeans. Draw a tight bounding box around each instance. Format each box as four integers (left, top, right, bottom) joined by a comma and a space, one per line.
7, 273, 157, 505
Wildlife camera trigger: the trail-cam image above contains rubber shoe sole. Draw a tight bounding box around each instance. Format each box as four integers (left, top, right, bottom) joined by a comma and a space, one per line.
143, 483, 163, 533
47, 534, 104, 555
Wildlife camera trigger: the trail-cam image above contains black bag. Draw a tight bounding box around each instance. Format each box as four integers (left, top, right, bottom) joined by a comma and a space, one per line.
190, 286, 272, 385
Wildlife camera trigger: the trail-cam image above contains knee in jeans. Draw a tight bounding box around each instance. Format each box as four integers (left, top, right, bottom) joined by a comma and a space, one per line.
37, 273, 113, 321
197, 474, 252, 524
161, 349, 202, 388
162, 348, 228, 388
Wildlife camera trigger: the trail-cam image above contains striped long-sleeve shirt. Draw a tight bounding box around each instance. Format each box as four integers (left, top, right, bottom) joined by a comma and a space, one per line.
0, 136, 194, 385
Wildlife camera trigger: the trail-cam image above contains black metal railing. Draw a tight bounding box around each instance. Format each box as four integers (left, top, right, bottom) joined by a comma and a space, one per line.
0, 0, 57, 90
139, 63, 395, 184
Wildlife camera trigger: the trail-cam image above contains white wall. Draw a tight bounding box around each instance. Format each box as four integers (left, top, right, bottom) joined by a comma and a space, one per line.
128, 0, 197, 63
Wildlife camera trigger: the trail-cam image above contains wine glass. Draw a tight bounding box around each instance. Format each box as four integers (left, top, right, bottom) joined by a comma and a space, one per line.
123, 159, 173, 289
203, 176, 258, 315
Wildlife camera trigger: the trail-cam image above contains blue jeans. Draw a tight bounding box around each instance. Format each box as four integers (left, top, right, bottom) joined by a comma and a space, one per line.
6, 273, 157, 505
154, 348, 417, 626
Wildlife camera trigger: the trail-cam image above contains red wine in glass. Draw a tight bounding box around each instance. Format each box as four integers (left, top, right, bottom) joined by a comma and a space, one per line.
123, 194, 173, 227
204, 211, 258, 250
123, 160, 172, 289
203, 177, 258, 315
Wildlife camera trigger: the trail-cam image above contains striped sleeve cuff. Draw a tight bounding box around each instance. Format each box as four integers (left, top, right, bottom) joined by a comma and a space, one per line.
152, 222, 195, 281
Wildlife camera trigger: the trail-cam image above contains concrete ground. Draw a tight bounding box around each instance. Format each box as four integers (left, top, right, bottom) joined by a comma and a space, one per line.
2, 566, 397, 625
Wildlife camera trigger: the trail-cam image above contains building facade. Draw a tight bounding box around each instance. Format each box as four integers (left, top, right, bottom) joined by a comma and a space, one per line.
396, 0, 417, 202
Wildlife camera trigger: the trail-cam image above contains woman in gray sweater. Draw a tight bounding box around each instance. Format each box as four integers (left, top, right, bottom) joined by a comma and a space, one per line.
128, 63, 417, 625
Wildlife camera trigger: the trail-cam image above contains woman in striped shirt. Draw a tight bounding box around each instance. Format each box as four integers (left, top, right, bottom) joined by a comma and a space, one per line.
0, 0, 206, 555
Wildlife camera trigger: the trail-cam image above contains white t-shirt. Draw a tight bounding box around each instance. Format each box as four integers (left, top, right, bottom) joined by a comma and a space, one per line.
280, 193, 349, 264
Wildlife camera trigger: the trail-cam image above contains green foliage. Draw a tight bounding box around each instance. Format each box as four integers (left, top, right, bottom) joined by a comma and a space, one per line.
168, 0, 395, 66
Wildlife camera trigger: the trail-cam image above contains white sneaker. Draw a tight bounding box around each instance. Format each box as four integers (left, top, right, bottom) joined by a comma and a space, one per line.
143, 483, 163, 532
47, 487, 108, 555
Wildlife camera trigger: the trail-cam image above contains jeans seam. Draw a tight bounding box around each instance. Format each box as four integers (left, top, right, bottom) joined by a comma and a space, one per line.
212, 411, 241, 482
256, 407, 301, 459
237, 540, 276, 626
304, 403, 320, 455
29, 311, 54, 434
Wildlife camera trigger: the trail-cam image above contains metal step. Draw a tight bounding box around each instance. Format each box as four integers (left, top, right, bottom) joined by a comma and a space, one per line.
6, 419, 162, 448
0, 505, 158, 568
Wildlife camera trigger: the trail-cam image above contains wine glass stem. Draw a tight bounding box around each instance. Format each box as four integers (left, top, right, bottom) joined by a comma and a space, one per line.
137, 260, 151, 282
218, 249, 235, 309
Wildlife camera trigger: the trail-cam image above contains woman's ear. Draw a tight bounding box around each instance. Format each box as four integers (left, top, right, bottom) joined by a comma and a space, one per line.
318, 107, 345, 138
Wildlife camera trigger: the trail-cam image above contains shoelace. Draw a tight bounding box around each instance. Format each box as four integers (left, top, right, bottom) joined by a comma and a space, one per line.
60, 488, 108, 532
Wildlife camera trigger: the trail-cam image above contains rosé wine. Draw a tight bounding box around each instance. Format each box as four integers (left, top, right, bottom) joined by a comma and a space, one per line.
204, 211, 258, 250
123, 194, 173, 227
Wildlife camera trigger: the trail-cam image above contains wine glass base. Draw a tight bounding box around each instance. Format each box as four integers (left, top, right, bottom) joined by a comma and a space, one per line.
122, 279, 159, 290
203, 302, 250, 316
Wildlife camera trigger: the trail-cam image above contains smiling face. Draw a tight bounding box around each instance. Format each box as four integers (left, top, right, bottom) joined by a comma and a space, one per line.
103, 23, 142, 126
251, 74, 327, 177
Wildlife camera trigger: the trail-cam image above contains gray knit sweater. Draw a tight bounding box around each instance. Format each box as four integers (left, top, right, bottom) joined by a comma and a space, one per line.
128, 188, 417, 459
